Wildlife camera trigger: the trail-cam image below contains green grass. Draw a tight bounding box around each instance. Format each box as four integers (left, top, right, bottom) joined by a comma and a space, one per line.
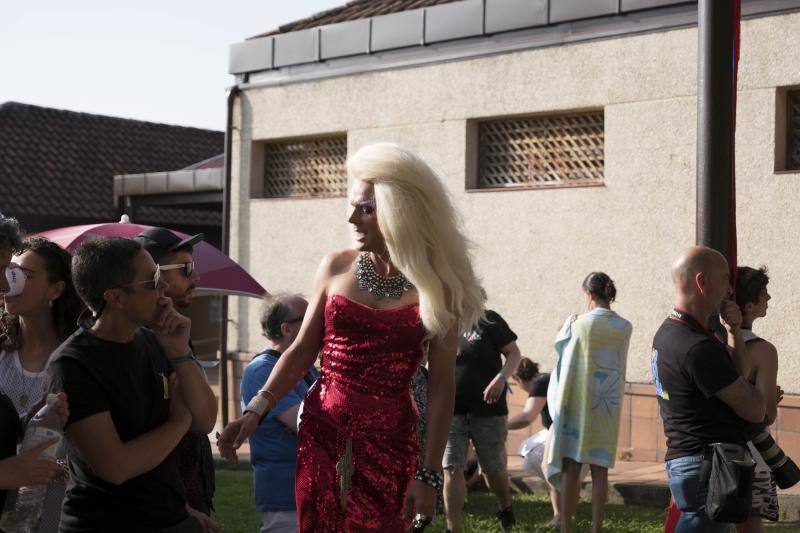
212, 469, 800, 532
424, 491, 666, 533
212, 469, 261, 532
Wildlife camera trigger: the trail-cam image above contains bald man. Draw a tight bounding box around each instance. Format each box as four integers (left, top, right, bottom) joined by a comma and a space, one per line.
651, 246, 765, 532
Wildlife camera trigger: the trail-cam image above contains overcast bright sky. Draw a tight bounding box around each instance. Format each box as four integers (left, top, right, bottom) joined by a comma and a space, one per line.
0, 1, 344, 130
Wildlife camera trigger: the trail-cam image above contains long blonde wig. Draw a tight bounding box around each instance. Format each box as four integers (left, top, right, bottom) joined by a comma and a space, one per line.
347, 142, 484, 339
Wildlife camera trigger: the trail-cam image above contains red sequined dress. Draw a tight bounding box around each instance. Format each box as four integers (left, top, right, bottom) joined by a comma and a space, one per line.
296, 294, 425, 532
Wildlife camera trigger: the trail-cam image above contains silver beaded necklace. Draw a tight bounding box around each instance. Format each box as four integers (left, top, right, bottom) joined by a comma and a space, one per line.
355, 252, 413, 300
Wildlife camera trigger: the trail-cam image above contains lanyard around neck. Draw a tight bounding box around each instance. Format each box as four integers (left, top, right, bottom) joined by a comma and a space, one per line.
669, 308, 725, 345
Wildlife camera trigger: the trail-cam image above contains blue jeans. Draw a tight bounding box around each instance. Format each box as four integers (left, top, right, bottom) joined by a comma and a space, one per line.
666, 454, 730, 533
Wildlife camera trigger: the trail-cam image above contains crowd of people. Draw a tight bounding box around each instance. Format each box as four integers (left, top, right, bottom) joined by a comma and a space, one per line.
0, 142, 788, 533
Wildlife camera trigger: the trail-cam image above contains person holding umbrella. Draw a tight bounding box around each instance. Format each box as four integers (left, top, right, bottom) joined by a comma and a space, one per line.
136, 227, 220, 533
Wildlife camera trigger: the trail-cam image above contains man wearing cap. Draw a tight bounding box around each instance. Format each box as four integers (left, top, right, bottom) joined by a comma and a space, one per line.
137, 227, 219, 532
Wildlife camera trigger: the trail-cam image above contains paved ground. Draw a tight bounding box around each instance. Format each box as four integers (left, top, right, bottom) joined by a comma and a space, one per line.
507, 456, 800, 523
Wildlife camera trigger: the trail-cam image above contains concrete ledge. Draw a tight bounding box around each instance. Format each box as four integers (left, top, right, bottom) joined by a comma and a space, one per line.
508, 468, 669, 509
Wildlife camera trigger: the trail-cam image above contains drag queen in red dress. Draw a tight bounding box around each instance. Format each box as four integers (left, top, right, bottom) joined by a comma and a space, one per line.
219, 143, 484, 531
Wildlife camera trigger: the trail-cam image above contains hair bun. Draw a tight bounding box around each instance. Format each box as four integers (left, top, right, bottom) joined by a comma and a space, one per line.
604, 280, 617, 302
582, 271, 617, 303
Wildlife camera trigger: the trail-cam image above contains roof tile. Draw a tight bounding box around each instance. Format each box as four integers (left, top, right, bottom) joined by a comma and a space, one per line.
253, 0, 460, 38
0, 102, 223, 227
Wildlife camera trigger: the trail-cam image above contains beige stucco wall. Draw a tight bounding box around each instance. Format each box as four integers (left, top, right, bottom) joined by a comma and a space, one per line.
228, 12, 800, 389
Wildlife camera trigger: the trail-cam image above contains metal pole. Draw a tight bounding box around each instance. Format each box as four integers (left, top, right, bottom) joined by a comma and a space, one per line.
696, 0, 735, 262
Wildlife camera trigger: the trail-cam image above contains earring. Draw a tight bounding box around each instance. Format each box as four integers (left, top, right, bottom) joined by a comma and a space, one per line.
48, 300, 53, 308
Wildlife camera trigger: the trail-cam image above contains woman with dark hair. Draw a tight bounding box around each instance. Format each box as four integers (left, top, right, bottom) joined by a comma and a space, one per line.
0, 236, 83, 532
1, 216, 66, 521
510, 358, 562, 527
735, 266, 780, 532
547, 272, 632, 533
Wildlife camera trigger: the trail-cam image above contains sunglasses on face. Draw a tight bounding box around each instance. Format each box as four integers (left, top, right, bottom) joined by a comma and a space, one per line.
118, 266, 163, 291
159, 261, 195, 278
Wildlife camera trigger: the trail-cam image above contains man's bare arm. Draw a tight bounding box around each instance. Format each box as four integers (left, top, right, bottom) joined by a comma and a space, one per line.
715, 377, 765, 423
508, 396, 546, 430
67, 381, 191, 485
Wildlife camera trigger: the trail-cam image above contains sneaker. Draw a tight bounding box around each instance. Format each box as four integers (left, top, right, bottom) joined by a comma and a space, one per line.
497, 505, 516, 531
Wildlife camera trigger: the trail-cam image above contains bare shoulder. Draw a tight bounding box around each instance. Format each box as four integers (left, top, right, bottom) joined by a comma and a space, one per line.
318, 249, 360, 278
749, 339, 778, 361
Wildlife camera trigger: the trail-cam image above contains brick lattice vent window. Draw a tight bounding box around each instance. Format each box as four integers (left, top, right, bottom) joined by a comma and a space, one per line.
263, 136, 347, 198
477, 111, 604, 189
787, 90, 800, 171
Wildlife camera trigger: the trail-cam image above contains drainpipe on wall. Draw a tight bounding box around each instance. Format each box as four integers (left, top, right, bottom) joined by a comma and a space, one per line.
219, 85, 240, 426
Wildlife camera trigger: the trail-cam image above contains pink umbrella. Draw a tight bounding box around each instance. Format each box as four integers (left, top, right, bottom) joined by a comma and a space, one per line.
37, 218, 267, 299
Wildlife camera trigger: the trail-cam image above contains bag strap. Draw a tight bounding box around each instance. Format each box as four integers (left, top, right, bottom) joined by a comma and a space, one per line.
699, 446, 715, 483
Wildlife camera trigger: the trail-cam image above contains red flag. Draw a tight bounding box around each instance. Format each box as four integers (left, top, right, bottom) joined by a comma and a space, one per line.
664, 497, 681, 533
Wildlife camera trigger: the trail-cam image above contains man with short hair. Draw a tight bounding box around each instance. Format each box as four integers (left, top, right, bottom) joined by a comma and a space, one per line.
48, 237, 215, 532
237, 293, 316, 533
652, 246, 766, 532
443, 309, 521, 533
137, 227, 219, 530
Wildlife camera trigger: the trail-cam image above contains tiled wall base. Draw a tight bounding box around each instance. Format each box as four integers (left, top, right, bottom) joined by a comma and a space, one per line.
220, 357, 800, 465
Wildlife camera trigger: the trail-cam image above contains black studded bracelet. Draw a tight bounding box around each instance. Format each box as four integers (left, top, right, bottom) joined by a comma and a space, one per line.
414, 466, 444, 491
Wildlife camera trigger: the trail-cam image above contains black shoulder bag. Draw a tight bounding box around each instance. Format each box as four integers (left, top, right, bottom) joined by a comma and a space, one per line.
702, 442, 755, 523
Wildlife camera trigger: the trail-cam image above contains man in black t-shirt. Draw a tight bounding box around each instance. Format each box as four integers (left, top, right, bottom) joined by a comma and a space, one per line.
443, 309, 521, 533
47, 237, 210, 532
652, 247, 765, 533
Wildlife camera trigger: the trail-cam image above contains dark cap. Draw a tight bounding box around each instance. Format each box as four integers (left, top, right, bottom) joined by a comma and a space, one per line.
135, 227, 204, 263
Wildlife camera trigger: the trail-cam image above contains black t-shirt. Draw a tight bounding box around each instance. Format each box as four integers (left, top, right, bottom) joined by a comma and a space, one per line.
0, 392, 23, 517
652, 313, 747, 461
454, 310, 518, 417
47, 328, 187, 532
529, 373, 552, 429
174, 340, 215, 515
